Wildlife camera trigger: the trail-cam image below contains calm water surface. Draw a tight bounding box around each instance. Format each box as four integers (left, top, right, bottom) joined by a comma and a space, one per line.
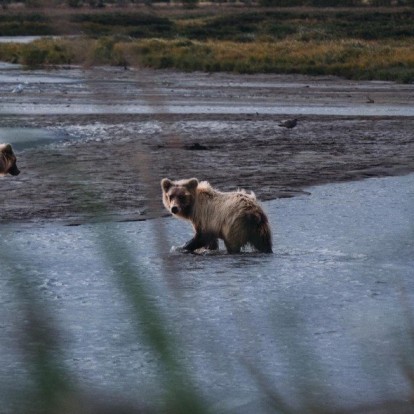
1, 174, 413, 413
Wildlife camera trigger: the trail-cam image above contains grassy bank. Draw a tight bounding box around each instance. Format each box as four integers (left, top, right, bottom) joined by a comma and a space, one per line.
1, 36, 413, 83
2, 7, 414, 40
0, 7, 413, 82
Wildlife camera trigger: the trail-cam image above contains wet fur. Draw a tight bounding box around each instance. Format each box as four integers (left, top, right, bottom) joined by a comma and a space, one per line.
0, 144, 20, 176
161, 178, 272, 254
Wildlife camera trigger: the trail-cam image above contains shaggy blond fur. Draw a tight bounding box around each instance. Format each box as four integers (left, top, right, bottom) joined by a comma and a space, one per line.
161, 178, 272, 254
0, 144, 20, 176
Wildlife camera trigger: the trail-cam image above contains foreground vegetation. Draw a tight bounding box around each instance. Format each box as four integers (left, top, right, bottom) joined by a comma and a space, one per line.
0, 6, 413, 81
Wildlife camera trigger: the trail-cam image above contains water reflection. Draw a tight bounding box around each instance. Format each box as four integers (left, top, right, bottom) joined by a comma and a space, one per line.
0, 127, 70, 151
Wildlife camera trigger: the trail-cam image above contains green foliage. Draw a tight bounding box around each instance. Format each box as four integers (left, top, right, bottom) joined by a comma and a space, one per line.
0, 42, 19, 63
0, 13, 54, 35
0, 201, 208, 414
1, 36, 413, 83
71, 12, 169, 27
3, 40, 76, 67
20, 44, 48, 67
94, 223, 208, 414
177, 9, 414, 41
0, 6, 413, 82
71, 12, 173, 37
67, 0, 82, 7
182, 0, 199, 8
128, 38, 414, 83
93, 36, 115, 63
2, 8, 414, 41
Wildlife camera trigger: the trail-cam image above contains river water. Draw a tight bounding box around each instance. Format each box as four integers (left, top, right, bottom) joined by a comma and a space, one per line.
1, 61, 414, 412
1, 62, 414, 117
1, 173, 413, 413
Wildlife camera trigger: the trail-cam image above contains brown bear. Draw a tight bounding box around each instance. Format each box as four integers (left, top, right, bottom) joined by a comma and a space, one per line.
0, 144, 20, 176
161, 178, 272, 254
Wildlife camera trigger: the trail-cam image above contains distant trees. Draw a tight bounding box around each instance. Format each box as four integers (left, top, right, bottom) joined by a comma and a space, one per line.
1, 0, 413, 8
258, 0, 412, 5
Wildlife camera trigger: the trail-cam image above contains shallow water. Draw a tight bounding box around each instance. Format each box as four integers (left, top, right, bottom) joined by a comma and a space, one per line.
2, 98, 414, 117
1, 174, 413, 412
1, 64, 414, 117
0, 36, 50, 44
0, 127, 70, 150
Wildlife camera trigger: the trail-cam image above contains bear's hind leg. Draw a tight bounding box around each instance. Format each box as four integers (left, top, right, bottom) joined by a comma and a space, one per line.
252, 239, 273, 253
224, 239, 242, 254
206, 238, 219, 250
250, 226, 273, 253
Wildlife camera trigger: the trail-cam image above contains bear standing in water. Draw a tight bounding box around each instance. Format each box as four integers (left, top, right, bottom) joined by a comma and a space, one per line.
161, 178, 272, 254
0, 144, 20, 176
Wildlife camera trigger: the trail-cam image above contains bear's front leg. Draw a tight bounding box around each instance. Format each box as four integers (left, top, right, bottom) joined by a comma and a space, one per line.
183, 232, 218, 252
182, 236, 203, 252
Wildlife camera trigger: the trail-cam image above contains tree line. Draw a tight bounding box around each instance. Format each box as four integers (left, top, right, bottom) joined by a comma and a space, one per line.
2, 0, 413, 8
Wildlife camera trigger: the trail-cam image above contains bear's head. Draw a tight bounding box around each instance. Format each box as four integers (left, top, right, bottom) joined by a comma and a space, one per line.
0, 144, 20, 176
161, 178, 198, 218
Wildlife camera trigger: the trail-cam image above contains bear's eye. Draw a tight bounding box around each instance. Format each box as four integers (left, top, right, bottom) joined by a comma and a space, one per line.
178, 195, 186, 201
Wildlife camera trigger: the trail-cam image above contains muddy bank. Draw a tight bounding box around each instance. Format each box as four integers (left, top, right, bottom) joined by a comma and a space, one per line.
1, 66, 413, 224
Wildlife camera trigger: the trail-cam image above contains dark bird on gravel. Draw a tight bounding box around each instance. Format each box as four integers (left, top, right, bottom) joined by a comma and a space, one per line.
278, 118, 298, 129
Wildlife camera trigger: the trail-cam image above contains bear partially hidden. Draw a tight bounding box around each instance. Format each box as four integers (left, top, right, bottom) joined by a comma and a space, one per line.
161, 178, 272, 254
0, 144, 20, 176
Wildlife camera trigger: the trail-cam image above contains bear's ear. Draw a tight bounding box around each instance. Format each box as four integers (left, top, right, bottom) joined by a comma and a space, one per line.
185, 178, 199, 191
2, 144, 13, 154
161, 178, 173, 193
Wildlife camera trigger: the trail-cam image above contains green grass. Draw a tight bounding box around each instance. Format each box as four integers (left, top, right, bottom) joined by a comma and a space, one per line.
0, 7, 413, 81
1, 36, 413, 83
1, 7, 414, 40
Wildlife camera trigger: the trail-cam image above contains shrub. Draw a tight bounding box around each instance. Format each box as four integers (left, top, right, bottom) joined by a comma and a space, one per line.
21, 44, 48, 67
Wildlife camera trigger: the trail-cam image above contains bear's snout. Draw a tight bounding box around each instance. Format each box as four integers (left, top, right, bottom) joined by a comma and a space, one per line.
171, 206, 179, 214
9, 164, 20, 176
